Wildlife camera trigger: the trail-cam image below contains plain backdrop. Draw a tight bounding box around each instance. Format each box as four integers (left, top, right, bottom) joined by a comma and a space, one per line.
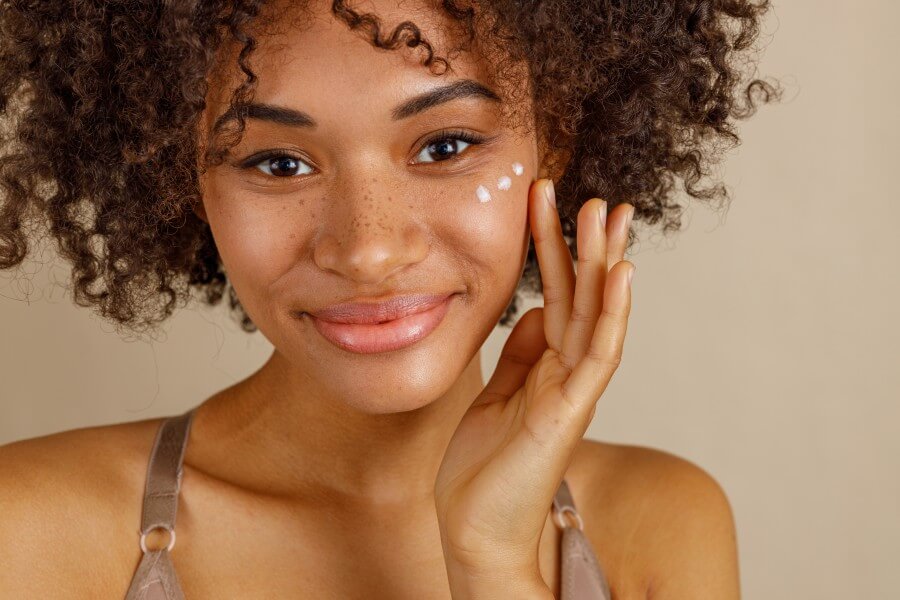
2, 1, 898, 598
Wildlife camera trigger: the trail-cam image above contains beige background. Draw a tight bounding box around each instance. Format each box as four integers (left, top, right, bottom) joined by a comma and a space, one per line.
2, 1, 898, 597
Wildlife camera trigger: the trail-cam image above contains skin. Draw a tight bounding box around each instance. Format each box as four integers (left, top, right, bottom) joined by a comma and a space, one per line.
0, 1, 740, 598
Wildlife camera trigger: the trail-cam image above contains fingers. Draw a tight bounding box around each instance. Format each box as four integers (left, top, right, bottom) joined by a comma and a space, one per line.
529, 179, 575, 353
527, 177, 635, 424
560, 201, 634, 369
558, 199, 608, 370
530, 178, 634, 360
562, 259, 635, 418
474, 308, 547, 407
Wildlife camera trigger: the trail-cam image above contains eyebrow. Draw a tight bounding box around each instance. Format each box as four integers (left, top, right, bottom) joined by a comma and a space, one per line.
211, 79, 501, 132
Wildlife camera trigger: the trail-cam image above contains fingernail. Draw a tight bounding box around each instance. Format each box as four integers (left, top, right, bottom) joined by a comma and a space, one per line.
598, 200, 607, 228
544, 180, 556, 208
627, 265, 635, 285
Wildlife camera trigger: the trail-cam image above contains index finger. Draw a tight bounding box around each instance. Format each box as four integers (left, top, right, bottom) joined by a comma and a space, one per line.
529, 178, 575, 352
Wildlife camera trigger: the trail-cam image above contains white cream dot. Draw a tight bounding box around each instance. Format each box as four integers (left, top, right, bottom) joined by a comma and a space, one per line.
497, 176, 512, 190
512, 162, 524, 176
476, 185, 491, 203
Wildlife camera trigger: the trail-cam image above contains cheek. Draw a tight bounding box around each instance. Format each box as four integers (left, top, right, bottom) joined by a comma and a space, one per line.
470, 161, 526, 205
202, 189, 309, 308
437, 161, 532, 274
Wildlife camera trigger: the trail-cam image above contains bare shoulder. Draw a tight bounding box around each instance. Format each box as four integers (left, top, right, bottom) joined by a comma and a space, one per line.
571, 439, 740, 599
0, 417, 164, 598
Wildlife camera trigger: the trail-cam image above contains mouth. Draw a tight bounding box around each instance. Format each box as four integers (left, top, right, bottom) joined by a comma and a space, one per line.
302, 293, 458, 354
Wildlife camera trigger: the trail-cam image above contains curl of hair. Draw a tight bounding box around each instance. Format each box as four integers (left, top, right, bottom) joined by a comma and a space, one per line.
0, 0, 782, 335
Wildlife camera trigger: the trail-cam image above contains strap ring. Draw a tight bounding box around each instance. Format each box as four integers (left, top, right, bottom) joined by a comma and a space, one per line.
140, 525, 176, 553
552, 505, 585, 531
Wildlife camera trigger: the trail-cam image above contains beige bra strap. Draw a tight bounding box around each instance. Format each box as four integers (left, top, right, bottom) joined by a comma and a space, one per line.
138, 407, 196, 550
553, 478, 612, 600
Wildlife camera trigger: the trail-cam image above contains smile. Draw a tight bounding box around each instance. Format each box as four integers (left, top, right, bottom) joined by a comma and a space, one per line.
306, 293, 456, 354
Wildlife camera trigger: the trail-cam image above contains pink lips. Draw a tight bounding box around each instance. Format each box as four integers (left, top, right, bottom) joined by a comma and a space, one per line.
305, 293, 456, 354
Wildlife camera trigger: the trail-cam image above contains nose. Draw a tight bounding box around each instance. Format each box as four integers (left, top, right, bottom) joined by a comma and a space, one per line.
312, 185, 429, 285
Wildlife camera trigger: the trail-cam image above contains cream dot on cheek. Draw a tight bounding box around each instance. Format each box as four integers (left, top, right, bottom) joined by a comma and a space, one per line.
512, 162, 524, 176
476, 185, 492, 203
497, 175, 511, 191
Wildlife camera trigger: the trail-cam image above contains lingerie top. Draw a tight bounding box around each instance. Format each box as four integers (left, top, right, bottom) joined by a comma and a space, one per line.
124, 408, 611, 599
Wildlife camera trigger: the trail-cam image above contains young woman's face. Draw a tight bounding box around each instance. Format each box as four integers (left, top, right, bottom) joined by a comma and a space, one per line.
197, 0, 542, 413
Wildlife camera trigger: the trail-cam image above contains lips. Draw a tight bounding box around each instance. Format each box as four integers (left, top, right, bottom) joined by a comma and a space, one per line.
309, 293, 453, 324
303, 293, 458, 354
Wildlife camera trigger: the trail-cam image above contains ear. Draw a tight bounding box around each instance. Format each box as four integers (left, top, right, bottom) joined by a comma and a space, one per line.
191, 199, 209, 224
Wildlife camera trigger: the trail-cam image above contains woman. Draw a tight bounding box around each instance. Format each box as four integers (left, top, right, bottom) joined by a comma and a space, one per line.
0, 0, 780, 597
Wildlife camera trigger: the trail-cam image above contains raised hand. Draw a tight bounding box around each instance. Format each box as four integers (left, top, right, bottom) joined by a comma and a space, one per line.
435, 178, 635, 596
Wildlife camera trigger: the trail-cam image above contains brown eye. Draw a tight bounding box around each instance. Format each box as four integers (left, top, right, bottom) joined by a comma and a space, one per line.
415, 138, 472, 163
412, 130, 487, 165
248, 153, 314, 177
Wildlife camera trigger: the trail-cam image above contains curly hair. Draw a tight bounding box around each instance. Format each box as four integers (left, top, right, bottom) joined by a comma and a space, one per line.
0, 0, 782, 336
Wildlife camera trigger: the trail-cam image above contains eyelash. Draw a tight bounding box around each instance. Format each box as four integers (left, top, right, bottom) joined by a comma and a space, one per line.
239, 128, 490, 178
417, 128, 489, 162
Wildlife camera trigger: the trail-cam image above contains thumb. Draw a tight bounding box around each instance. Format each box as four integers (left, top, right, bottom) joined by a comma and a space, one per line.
473, 307, 548, 407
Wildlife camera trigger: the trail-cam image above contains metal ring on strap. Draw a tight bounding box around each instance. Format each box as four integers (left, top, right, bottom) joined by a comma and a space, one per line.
553, 505, 585, 531
140, 525, 176, 553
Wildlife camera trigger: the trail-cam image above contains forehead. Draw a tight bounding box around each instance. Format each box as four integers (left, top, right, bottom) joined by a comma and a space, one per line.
207, 0, 498, 118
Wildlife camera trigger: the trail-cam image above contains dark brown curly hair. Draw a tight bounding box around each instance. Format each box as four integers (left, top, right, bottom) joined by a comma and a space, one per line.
0, 0, 781, 336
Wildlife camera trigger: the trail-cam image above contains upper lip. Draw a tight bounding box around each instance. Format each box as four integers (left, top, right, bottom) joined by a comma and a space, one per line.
306, 292, 456, 324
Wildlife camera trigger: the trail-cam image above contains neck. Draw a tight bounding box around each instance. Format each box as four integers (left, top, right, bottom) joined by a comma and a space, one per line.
191, 348, 485, 510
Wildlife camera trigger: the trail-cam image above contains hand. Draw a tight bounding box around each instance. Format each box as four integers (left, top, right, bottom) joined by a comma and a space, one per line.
435, 178, 635, 590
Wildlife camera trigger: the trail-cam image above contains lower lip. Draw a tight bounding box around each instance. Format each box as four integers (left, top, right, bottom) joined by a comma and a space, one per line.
307, 294, 456, 354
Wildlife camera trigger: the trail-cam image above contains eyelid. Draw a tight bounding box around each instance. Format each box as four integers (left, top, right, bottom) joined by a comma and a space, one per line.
417, 128, 485, 146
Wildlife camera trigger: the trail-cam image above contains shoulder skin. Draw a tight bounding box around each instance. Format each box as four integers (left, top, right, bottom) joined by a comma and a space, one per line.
577, 440, 741, 599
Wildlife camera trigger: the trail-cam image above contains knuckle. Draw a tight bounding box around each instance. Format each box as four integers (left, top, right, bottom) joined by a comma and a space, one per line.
583, 345, 607, 364
568, 306, 595, 325
521, 416, 552, 450
584, 345, 621, 370
542, 286, 569, 307
600, 305, 628, 321
558, 350, 577, 372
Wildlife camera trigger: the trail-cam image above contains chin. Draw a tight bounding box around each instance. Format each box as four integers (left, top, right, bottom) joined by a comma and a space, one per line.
321, 357, 466, 415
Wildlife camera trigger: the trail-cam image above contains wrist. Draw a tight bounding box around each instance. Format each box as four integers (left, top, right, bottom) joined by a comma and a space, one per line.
447, 576, 554, 600
444, 557, 554, 600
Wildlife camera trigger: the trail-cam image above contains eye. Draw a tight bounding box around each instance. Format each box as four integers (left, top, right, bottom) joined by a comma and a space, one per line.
413, 129, 487, 164
245, 152, 315, 178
